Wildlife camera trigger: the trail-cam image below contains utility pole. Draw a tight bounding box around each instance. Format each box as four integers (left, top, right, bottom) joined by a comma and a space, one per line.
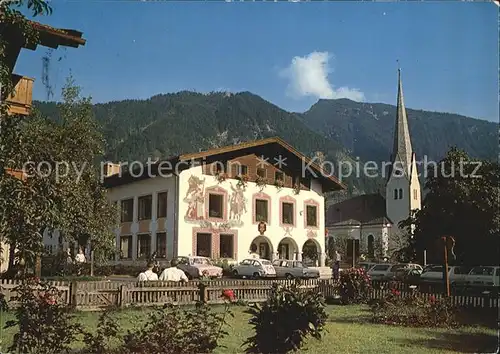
441, 236, 455, 297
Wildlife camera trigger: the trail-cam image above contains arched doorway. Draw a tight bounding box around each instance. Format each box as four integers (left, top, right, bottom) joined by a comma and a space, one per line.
249, 236, 274, 260
277, 237, 299, 260
302, 239, 322, 267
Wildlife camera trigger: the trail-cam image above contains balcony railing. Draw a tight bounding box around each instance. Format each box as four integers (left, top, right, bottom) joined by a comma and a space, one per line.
3, 74, 34, 116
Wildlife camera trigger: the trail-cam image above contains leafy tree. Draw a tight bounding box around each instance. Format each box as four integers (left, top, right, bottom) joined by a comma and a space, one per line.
400, 147, 500, 265
1, 78, 118, 274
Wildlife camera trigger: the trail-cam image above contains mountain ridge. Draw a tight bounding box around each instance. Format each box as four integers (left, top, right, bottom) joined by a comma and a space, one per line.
34, 90, 496, 195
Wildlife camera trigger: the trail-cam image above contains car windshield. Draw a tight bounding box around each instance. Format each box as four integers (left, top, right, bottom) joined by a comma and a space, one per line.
423, 265, 443, 273
372, 265, 390, 271
191, 258, 211, 265
295, 261, 304, 268
470, 266, 494, 276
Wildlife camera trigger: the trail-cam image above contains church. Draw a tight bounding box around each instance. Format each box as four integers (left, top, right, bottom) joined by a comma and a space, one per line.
326, 69, 422, 263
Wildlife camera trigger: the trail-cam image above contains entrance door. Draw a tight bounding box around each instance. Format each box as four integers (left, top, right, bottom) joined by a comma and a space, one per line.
259, 243, 270, 259
279, 244, 289, 259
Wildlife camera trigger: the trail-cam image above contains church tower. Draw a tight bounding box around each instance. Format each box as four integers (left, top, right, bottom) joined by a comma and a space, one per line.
385, 68, 421, 234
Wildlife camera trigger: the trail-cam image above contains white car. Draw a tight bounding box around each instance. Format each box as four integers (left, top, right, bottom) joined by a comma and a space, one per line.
465, 266, 500, 290
232, 258, 276, 279
420, 265, 472, 286
368, 263, 422, 281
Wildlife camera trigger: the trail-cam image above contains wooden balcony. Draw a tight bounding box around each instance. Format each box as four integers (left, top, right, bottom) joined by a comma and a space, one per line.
3, 74, 34, 116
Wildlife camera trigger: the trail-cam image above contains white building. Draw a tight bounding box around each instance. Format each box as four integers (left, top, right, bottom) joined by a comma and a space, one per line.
326, 69, 421, 262
103, 137, 345, 266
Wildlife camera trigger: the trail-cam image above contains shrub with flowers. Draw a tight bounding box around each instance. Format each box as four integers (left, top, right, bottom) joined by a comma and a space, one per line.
370, 288, 459, 328
244, 282, 327, 353
5, 277, 83, 354
338, 267, 371, 304
274, 179, 285, 190
255, 175, 267, 190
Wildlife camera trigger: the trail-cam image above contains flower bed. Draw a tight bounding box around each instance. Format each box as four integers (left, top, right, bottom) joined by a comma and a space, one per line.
370, 288, 459, 328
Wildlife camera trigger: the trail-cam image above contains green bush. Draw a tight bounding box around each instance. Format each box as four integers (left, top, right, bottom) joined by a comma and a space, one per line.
5, 277, 83, 354
370, 288, 459, 327
244, 282, 328, 353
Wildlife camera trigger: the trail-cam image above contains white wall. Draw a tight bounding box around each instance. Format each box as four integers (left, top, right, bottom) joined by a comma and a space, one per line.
177, 166, 327, 265
107, 175, 177, 262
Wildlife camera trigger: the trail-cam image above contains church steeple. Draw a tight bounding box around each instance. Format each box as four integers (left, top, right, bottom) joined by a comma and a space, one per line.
391, 67, 413, 177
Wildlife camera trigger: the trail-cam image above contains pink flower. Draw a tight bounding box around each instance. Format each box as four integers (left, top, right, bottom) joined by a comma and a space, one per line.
429, 295, 436, 304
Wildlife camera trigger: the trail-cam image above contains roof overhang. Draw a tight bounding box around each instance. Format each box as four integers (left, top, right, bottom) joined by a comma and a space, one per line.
104, 137, 347, 191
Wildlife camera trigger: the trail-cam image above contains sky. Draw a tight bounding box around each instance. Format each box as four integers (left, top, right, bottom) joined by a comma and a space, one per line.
15, 1, 499, 122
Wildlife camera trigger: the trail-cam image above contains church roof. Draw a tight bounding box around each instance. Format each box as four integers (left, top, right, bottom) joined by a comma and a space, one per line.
326, 193, 392, 227
388, 68, 414, 179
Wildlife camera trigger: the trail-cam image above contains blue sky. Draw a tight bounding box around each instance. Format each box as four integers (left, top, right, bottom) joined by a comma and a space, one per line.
15, 1, 498, 122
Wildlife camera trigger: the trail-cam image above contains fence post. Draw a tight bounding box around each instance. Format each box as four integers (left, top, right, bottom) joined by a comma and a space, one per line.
70, 280, 78, 308
198, 282, 207, 303
119, 285, 127, 308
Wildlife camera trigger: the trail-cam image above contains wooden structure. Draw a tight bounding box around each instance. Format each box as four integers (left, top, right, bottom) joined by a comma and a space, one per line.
1, 278, 497, 311
1, 16, 86, 116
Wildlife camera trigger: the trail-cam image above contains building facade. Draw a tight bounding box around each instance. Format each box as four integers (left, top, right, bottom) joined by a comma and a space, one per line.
104, 137, 344, 266
326, 69, 421, 262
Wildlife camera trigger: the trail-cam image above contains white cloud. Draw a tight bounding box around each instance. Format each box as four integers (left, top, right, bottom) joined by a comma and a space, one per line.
280, 51, 365, 102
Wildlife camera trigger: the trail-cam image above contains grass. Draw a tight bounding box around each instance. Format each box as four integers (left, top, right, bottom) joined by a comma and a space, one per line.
0, 305, 497, 353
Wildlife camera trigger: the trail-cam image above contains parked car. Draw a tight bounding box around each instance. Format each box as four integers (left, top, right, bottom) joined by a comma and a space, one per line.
173, 256, 223, 279
232, 258, 276, 279
420, 265, 472, 286
272, 259, 320, 279
368, 263, 423, 282
358, 262, 377, 271
465, 266, 500, 291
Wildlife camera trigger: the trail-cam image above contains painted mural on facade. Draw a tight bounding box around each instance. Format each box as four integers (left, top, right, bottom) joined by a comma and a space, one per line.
229, 182, 247, 224
184, 175, 205, 220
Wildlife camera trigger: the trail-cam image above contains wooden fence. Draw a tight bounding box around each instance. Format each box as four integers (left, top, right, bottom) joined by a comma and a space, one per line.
1, 278, 497, 311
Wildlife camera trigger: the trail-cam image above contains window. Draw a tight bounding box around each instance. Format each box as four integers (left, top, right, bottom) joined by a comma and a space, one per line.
306, 205, 318, 227
393, 189, 398, 200
237, 164, 248, 176
219, 234, 234, 258
398, 188, 403, 199
137, 234, 151, 259
255, 199, 269, 222
257, 168, 266, 178
121, 199, 134, 222
208, 194, 224, 218
157, 192, 168, 218
282, 202, 294, 225
413, 189, 418, 200
275, 171, 284, 181
196, 233, 212, 257
138, 195, 152, 220
156, 232, 167, 258
215, 161, 227, 173
120, 236, 132, 259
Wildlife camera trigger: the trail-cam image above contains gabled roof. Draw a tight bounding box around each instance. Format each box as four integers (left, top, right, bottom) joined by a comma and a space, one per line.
104, 136, 346, 192
326, 193, 392, 227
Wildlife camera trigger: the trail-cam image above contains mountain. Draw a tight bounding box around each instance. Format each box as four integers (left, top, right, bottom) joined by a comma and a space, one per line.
34, 91, 496, 195
301, 98, 496, 165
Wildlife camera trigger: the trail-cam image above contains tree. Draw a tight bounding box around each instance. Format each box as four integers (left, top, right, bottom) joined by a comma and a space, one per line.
400, 147, 500, 265
1, 78, 118, 274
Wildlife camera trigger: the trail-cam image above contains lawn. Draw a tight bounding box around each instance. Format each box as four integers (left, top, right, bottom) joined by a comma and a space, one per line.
0, 305, 497, 353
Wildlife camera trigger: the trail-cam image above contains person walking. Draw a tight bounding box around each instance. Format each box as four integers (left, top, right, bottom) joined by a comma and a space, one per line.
137, 261, 159, 281
159, 258, 189, 282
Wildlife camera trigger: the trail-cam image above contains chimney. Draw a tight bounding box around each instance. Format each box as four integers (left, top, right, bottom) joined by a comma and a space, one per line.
103, 162, 121, 177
